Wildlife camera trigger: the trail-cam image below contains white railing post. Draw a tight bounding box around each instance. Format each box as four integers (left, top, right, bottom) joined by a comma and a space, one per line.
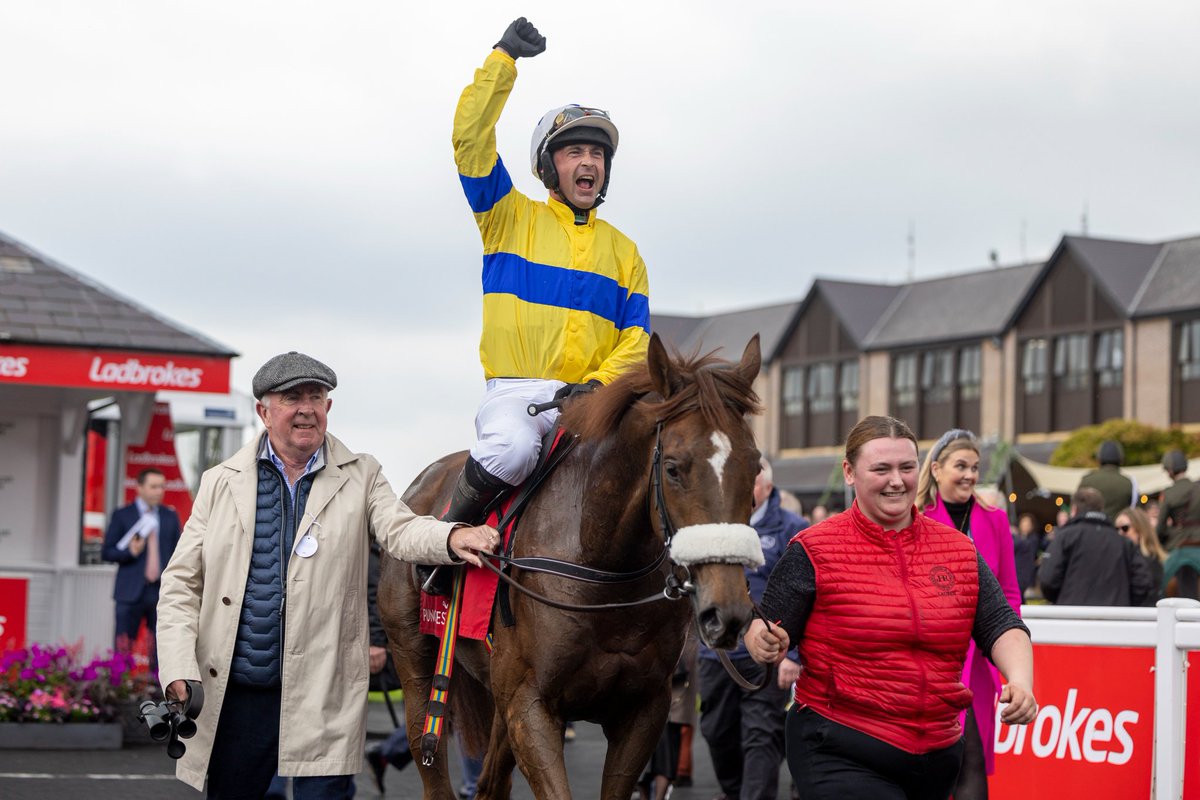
1155, 598, 1200, 800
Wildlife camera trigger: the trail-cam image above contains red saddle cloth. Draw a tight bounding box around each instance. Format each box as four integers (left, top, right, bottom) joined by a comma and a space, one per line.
418, 497, 516, 641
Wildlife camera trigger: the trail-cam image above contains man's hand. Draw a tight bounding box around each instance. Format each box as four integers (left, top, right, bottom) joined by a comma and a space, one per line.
129, 535, 146, 557
165, 679, 188, 703
495, 17, 546, 59
369, 646, 388, 675
553, 380, 599, 402
449, 525, 501, 567
777, 658, 801, 690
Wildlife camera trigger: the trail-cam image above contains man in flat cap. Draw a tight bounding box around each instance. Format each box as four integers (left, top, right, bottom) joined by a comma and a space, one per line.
157, 351, 500, 798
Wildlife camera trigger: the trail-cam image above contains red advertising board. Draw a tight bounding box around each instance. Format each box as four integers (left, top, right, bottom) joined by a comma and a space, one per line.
1186, 650, 1200, 800
0, 577, 29, 652
0, 343, 229, 393
992, 644, 1155, 798
123, 403, 193, 534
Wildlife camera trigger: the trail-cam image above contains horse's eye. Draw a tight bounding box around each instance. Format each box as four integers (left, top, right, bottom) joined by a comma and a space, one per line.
664, 461, 681, 481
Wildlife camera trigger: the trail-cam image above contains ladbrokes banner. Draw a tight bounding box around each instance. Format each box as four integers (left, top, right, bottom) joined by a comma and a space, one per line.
0, 343, 229, 393
992, 644, 1154, 797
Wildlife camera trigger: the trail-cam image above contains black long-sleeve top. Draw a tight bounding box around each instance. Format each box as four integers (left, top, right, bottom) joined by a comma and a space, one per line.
760, 543, 1029, 662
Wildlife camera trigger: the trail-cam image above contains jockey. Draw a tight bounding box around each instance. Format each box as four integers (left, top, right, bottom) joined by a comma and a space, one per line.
447, 16, 651, 526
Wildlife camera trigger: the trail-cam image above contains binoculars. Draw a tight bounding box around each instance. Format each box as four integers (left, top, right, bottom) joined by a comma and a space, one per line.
138, 679, 204, 759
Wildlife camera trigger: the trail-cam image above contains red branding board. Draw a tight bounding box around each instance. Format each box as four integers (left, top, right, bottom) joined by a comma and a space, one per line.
992, 644, 1154, 798
122, 402, 193, 527
1187, 651, 1200, 800
0, 577, 29, 652
0, 343, 229, 393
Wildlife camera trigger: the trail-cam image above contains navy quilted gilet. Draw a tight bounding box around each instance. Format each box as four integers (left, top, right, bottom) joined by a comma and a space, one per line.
229, 461, 316, 687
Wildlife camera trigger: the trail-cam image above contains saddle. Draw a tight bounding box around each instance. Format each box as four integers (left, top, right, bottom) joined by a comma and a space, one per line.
418, 427, 577, 640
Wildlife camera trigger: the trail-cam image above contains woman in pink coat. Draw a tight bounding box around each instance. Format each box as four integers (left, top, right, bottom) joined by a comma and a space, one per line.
918, 429, 1023, 800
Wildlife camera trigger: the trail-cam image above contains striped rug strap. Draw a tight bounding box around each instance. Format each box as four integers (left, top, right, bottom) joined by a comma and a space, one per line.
419, 567, 465, 766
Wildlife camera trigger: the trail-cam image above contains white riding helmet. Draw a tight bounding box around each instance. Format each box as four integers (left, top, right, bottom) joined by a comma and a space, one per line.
529, 105, 619, 200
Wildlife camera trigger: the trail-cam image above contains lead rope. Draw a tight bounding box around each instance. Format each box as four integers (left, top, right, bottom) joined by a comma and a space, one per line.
420, 566, 466, 766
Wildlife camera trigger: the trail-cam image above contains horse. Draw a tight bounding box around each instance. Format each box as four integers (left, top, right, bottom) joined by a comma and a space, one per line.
378, 333, 765, 800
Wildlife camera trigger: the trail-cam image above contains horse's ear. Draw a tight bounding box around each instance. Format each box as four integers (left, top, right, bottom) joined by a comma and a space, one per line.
647, 333, 679, 398
737, 334, 762, 384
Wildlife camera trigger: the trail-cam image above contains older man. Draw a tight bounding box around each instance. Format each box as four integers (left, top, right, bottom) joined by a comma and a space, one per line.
156, 351, 499, 798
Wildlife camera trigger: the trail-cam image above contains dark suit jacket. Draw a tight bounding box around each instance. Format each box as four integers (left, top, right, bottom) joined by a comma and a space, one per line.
100, 502, 181, 603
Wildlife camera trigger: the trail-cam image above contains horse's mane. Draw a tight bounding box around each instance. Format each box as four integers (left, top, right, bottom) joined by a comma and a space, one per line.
562, 348, 762, 442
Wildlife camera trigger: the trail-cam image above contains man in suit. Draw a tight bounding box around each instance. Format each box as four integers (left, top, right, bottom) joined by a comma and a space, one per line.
101, 467, 181, 667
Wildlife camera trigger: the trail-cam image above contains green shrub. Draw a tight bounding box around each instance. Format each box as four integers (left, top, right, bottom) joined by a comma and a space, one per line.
1050, 418, 1200, 468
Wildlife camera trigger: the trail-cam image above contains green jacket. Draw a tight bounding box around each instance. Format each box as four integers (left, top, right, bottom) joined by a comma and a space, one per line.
1158, 477, 1200, 551
1078, 464, 1135, 522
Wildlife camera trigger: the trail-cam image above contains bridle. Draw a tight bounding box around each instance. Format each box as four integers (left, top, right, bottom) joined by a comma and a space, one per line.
472, 420, 689, 611
471, 416, 776, 690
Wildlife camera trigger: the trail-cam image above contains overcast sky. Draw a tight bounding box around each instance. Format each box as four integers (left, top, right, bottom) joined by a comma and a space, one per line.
3, 1, 1198, 485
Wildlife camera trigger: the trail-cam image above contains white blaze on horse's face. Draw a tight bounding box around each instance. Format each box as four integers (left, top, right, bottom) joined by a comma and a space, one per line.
708, 431, 732, 490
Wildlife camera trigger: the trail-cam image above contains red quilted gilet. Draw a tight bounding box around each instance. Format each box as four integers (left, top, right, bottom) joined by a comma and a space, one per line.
791, 501, 979, 754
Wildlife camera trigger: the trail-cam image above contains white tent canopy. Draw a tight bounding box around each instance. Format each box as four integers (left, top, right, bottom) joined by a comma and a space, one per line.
1012, 453, 1200, 498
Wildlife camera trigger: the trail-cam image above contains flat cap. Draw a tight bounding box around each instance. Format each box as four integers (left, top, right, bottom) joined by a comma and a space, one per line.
252, 351, 337, 399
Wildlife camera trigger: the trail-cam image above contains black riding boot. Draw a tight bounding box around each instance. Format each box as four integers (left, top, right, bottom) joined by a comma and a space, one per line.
418, 457, 512, 596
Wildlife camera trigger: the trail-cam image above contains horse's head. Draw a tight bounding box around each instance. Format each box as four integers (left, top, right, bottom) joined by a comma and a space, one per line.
646, 333, 764, 650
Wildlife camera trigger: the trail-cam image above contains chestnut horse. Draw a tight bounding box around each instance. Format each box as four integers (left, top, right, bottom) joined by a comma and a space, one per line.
379, 334, 764, 800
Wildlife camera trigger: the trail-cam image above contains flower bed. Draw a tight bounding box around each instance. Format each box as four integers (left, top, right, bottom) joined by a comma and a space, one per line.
0, 643, 147, 724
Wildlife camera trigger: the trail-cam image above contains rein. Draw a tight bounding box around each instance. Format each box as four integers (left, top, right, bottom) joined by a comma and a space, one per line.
489, 416, 768, 690
482, 419, 685, 612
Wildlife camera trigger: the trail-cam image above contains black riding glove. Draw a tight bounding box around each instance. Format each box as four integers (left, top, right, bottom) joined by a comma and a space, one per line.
495, 17, 546, 59
553, 380, 600, 402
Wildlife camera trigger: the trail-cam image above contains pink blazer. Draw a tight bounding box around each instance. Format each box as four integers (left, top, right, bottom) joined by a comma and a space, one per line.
924, 494, 1022, 774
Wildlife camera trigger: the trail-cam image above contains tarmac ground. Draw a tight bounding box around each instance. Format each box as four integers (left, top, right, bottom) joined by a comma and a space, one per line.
0, 699, 792, 799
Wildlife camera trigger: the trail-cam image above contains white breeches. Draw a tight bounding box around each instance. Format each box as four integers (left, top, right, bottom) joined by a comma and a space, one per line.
469, 378, 564, 486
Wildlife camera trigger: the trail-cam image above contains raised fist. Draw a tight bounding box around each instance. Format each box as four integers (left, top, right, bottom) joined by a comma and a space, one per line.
495, 17, 546, 59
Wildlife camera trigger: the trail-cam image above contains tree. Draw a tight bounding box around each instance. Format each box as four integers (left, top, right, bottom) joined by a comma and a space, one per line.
1050, 418, 1200, 468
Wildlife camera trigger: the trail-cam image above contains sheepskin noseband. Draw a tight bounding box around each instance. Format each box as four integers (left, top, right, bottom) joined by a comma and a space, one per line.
669, 523, 764, 568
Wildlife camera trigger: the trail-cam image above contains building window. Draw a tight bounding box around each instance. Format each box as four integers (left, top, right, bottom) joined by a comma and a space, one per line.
893, 354, 918, 407
807, 362, 836, 413
1095, 329, 1124, 388
958, 345, 982, 401
1181, 321, 1200, 381
921, 349, 954, 404
839, 359, 859, 413
1054, 333, 1090, 391
1022, 338, 1048, 395
783, 366, 805, 415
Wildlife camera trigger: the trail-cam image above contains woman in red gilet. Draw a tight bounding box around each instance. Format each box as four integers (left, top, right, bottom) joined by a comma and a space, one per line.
745, 416, 1037, 800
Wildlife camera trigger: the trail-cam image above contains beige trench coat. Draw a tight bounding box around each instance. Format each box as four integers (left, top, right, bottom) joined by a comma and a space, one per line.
156, 433, 458, 790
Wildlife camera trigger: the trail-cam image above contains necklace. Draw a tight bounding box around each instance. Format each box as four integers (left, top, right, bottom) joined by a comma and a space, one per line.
945, 496, 974, 537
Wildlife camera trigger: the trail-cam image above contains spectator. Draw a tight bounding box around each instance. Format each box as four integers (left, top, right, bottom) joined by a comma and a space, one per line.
638, 633, 697, 800
1115, 507, 1166, 605
1158, 449, 1200, 600
1038, 487, 1154, 606
1013, 513, 1042, 599
745, 415, 1036, 800
699, 457, 806, 800
364, 541, 413, 793
1078, 440, 1137, 522
808, 505, 829, 525
918, 428, 1023, 800
101, 467, 181, 671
